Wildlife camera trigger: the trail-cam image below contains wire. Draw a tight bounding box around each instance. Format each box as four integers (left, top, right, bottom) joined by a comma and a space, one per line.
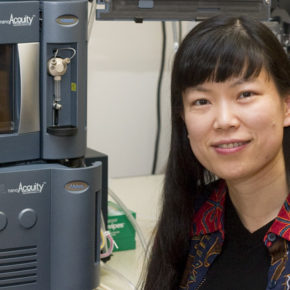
179, 21, 183, 43
151, 21, 166, 175
88, 0, 97, 41
100, 213, 109, 254
101, 261, 137, 290
99, 191, 144, 290
108, 188, 148, 257
171, 22, 179, 52
97, 283, 113, 290
54, 47, 77, 60
100, 230, 106, 250
100, 231, 115, 259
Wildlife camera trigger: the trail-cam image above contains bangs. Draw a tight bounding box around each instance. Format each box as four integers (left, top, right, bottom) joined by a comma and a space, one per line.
177, 25, 266, 91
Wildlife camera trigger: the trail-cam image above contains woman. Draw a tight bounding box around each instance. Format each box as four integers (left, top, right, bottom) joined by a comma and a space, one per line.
143, 15, 290, 289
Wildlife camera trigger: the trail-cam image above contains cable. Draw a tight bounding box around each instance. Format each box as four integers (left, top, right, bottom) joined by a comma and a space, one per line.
108, 188, 148, 257
179, 21, 183, 44
100, 230, 106, 250
99, 191, 144, 290
101, 261, 137, 290
151, 21, 166, 175
88, 0, 97, 41
100, 231, 115, 259
100, 212, 109, 254
97, 284, 113, 290
171, 22, 179, 52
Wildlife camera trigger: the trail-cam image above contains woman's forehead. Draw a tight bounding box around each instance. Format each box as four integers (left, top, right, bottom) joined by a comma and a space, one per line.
183, 67, 270, 91
179, 54, 267, 92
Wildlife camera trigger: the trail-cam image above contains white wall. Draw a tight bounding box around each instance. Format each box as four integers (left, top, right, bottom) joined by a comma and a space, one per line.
87, 21, 177, 177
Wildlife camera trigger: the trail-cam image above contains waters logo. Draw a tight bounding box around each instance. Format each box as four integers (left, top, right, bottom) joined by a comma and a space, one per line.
8, 182, 46, 195
65, 181, 89, 193
0, 14, 36, 27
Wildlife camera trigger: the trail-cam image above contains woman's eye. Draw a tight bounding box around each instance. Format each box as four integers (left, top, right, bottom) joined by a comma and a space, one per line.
193, 99, 210, 106
239, 91, 254, 99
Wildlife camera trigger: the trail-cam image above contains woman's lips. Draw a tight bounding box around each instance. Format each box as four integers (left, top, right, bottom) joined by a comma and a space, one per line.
212, 140, 251, 154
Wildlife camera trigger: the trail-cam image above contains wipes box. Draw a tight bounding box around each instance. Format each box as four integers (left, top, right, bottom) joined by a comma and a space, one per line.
107, 201, 136, 252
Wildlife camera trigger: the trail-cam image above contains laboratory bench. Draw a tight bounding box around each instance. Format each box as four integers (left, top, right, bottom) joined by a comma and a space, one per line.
99, 174, 164, 289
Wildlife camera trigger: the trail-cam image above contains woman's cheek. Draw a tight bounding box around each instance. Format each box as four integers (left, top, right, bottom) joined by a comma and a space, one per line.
185, 114, 211, 139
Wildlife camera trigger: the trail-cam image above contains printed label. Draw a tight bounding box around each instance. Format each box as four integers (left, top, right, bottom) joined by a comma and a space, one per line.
108, 223, 125, 231
0, 14, 36, 27
8, 182, 46, 194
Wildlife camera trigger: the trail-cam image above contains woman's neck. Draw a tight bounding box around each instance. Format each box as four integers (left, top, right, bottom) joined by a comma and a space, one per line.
226, 156, 289, 233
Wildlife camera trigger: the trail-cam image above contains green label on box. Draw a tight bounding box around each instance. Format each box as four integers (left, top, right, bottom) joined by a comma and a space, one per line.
107, 201, 136, 252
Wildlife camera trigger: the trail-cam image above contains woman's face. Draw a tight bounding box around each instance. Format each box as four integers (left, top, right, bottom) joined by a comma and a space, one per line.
183, 68, 290, 183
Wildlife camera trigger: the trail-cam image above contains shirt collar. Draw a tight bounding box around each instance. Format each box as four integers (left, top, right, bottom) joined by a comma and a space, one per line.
192, 181, 290, 245
264, 194, 290, 247
192, 180, 227, 240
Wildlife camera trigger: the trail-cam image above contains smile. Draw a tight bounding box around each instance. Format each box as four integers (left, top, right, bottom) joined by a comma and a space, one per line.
212, 140, 251, 155
217, 142, 247, 149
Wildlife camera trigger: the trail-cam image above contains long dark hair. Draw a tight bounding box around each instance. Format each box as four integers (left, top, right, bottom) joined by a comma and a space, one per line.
143, 15, 290, 289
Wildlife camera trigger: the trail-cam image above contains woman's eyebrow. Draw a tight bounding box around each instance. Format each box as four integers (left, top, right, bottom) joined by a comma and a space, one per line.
188, 77, 258, 92
229, 78, 256, 88
190, 85, 212, 92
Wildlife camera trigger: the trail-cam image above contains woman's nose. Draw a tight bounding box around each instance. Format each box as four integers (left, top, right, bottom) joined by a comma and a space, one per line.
213, 101, 240, 130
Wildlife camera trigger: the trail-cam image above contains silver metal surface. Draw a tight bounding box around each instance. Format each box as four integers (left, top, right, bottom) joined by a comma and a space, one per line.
18, 42, 40, 134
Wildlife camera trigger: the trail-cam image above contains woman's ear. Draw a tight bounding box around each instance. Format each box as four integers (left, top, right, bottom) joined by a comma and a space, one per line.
284, 95, 290, 127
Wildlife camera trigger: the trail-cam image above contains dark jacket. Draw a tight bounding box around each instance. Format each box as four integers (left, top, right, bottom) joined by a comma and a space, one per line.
180, 181, 290, 290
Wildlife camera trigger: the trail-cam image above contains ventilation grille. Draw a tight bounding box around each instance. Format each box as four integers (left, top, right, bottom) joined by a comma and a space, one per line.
0, 246, 37, 288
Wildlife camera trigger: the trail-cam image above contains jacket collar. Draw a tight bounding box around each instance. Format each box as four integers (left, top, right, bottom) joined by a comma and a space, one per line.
264, 194, 290, 246
192, 180, 227, 240
192, 180, 290, 245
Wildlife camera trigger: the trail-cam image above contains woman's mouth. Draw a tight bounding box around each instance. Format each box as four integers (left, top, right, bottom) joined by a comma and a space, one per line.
212, 140, 251, 154
216, 142, 247, 149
